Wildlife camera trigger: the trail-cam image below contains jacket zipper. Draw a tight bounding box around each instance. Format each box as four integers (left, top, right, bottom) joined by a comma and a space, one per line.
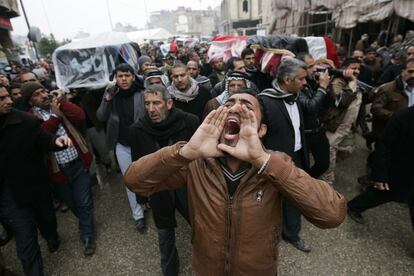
224, 195, 233, 275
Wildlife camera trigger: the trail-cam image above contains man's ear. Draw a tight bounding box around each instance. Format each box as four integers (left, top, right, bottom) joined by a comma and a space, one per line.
282, 76, 291, 86
258, 123, 267, 138
166, 99, 174, 110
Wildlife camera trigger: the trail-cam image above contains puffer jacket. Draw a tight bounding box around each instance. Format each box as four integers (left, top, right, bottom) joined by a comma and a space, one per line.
124, 143, 347, 276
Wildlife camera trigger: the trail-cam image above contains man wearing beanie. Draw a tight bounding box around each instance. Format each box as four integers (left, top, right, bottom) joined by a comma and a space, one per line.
138, 55, 153, 76
21, 82, 96, 257
0, 84, 72, 275
96, 63, 147, 231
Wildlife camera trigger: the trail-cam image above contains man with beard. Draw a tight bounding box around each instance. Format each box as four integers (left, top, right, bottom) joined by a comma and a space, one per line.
97, 63, 147, 231
0, 84, 72, 275
296, 53, 331, 179
242, 47, 272, 91
21, 82, 96, 256
129, 85, 199, 276
167, 64, 211, 121
258, 58, 312, 252
371, 58, 414, 142
124, 91, 346, 276
187, 60, 212, 91
202, 71, 252, 118
321, 58, 363, 185
208, 54, 226, 87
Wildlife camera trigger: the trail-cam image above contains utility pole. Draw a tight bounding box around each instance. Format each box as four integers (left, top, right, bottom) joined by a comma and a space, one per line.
105, 0, 114, 31
19, 0, 40, 60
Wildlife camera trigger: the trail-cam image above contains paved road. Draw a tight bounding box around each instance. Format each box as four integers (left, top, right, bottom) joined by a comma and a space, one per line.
3, 135, 414, 275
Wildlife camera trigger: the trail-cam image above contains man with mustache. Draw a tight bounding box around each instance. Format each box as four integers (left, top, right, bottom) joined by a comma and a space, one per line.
129, 84, 199, 276
124, 90, 346, 276
370, 58, 414, 142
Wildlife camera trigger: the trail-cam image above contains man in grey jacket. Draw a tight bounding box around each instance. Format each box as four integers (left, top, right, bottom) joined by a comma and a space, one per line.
96, 63, 147, 231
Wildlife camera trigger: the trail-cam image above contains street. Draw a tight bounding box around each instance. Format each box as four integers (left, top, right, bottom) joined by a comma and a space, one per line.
3, 135, 414, 275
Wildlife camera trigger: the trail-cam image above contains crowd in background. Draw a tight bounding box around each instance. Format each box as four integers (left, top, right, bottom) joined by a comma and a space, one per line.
0, 31, 414, 276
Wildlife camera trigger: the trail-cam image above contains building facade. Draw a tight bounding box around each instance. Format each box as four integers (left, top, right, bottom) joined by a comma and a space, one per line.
220, 0, 263, 35
149, 7, 218, 36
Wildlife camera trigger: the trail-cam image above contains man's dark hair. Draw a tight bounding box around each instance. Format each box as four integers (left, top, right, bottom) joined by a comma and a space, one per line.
364, 47, 376, 54
9, 82, 21, 90
241, 47, 255, 59
341, 58, 361, 68
231, 87, 266, 124
226, 57, 243, 71
113, 63, 135, 76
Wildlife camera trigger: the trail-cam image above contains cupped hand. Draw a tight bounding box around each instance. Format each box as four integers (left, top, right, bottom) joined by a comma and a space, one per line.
180, 106, 228, 160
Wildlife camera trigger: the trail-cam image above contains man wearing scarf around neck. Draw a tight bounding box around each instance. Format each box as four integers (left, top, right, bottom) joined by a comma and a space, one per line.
202, 71, 253, 119
259, 57, 311, 253
96, 63, 147, 231
167, 64, 211, 121
129, 84, 199, 276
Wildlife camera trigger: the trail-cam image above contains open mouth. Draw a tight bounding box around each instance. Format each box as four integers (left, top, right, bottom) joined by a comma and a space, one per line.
224, 117, 240, 142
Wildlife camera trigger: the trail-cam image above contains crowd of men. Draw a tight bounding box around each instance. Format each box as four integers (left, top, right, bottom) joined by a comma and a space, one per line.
0, 34, 413, 276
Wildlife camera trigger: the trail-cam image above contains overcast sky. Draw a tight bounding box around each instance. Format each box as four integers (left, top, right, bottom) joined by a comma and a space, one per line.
11, 0, 222, 40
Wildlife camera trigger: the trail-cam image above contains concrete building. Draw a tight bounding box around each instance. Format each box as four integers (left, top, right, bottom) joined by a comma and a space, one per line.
0, 0, 20, 63
220, 0, 263, 35
149, 7, 218, 36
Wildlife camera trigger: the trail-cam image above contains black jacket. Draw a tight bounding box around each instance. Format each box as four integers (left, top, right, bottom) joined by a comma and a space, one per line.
298, 82, 327, 133
371, 106, 414, 201
0, 109, 60, 206
129, 108, 199, 228
259, 94, 309, 170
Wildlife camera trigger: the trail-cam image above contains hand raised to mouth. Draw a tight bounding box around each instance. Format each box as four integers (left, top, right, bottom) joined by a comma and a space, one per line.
217, 105, 269, 168
179, 106, 229, 160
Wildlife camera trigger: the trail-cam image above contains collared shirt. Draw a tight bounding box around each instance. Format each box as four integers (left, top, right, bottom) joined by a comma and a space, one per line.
35, 107, 78, 165
283, 101, 302, 152
403, 80, 414, 107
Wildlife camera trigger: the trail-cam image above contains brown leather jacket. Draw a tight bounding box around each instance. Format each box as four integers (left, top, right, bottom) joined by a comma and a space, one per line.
370, 77, 408, 139
124, 143, 347, 276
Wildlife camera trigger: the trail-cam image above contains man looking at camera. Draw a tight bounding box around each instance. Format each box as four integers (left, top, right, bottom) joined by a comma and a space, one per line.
129, 85, 199, 276
124, 90, 346, 276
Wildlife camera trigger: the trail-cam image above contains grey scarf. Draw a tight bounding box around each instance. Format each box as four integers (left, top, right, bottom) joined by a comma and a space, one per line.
168, 78, 199, 102
259, 79, 298, 103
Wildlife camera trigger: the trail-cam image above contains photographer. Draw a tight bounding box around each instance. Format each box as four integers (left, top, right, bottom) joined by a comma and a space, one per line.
320, 58, 363, 185
297, 53, 330, 178
21, 82, 96, 257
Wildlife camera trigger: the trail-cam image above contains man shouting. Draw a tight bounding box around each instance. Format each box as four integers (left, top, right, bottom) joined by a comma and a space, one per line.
124, 90, 346, 276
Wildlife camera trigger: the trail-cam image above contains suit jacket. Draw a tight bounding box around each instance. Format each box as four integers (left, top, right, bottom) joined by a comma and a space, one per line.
260, 95, 309, 170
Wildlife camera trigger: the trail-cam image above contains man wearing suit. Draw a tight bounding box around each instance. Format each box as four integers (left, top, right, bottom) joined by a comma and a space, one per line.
259, 58, 311, 252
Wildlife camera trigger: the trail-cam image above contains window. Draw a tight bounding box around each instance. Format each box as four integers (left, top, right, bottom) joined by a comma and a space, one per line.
243, 0, 248, 13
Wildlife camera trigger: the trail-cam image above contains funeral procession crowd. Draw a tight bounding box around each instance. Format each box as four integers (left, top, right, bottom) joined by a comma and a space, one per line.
1, 29, 414, 276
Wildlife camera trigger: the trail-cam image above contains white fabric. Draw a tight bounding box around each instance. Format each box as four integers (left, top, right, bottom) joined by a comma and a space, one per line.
304, 36, 327, 60
283, 102, 302, 152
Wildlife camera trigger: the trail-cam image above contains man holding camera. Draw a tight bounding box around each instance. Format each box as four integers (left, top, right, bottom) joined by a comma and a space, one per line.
21, 82, 96, 257
297, 53, 331, 179
321, 58, 363, 185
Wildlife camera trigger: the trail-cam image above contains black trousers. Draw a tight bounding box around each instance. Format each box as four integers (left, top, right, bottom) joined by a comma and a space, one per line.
282, 149, 306, 242
305, 131, 330, 178
0, 185, 57, 276
157, 228, 179, 276
348, 187, 414, 230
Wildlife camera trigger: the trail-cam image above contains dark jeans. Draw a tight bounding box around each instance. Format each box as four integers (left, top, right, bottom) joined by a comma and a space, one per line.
282, 149, 305, 242
348, 187, 414, 230
306, 131, 330, 178
54, 159, 94, 241
0, 186, 45, 276
157, 228, 179, 276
